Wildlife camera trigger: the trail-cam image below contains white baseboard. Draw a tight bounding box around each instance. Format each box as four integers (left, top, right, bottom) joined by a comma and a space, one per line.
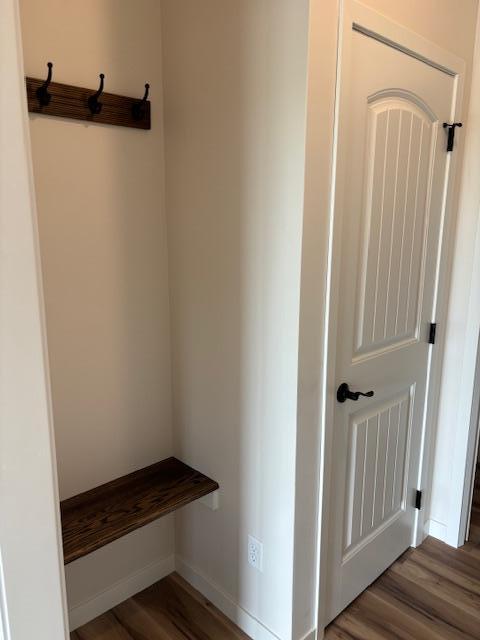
426, 518, 448, 542
68, 554, 175, 631
299, 629, 316, 640
69, 552, 313, 640
175, 555, 281, 640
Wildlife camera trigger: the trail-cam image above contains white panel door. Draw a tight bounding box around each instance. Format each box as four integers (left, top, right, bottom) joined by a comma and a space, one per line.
326, 3, 460, 622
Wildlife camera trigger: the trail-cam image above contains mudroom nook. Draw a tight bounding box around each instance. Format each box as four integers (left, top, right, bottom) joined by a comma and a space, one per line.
4, 1, 480, 639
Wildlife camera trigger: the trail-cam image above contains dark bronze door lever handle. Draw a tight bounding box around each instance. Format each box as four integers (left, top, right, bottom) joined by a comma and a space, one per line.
337, 382, 374, 403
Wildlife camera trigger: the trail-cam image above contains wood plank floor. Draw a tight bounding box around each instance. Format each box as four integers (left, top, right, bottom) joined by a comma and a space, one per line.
326, 536, 480, 639
71, 573, 250, 640
72, 536, 480, 640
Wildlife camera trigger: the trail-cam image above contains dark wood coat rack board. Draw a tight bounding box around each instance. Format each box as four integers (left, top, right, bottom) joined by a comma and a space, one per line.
61, 457, 219, 564
25, 76, 151, 130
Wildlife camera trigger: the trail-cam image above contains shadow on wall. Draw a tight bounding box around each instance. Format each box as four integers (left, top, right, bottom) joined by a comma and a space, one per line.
161, 1, 308, 637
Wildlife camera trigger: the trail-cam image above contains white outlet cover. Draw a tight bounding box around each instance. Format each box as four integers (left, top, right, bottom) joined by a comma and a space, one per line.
248, 535, 263, 572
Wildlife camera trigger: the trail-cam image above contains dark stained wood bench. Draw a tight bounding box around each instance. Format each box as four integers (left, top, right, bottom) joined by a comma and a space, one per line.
61, 457, 218, 564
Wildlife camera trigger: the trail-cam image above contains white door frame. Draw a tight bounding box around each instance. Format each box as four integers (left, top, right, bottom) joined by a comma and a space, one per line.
0, 0, 68, 637
433, 8, 480, 549
316, 1, 466, 635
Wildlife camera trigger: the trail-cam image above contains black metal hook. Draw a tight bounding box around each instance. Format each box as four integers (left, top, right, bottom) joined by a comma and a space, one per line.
36, 62, 53, 107
132, 83, 150, 121
88, 73, 105, 115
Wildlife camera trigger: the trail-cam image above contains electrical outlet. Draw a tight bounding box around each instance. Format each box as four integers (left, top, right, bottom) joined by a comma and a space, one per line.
247, 535, 263, 571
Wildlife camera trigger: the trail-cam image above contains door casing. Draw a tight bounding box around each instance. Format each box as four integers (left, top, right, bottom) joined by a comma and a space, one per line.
0, 0, 68, 638
316, 1, 466, 635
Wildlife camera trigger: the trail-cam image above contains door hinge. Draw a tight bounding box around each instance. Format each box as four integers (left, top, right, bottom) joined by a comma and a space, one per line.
443, 122, 463, 152
415, 490, 423, 510
428, 322, 437, 345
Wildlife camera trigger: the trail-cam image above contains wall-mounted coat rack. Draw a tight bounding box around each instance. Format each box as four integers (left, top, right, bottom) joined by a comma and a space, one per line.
25, 62, 151, 130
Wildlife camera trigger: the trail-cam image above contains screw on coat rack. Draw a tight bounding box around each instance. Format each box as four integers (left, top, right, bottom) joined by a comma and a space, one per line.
132, 83, 150, 121
36, 62, 53, 107
88, 73, 105, 115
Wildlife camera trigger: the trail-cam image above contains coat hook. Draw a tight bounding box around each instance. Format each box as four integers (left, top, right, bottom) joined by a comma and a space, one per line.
88, 73, 105, 115
36, 62, 53, 107
132, 83, 150, 121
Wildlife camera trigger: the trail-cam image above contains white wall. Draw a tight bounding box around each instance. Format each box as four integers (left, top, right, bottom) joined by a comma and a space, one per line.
161, 2, 479, 638
360, 0, 478, 67
0, 0, 67, 636
292, 1, 339, 637
160, 2, 309, 638
19, 0, 174, 626
428, 8, 480, 546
